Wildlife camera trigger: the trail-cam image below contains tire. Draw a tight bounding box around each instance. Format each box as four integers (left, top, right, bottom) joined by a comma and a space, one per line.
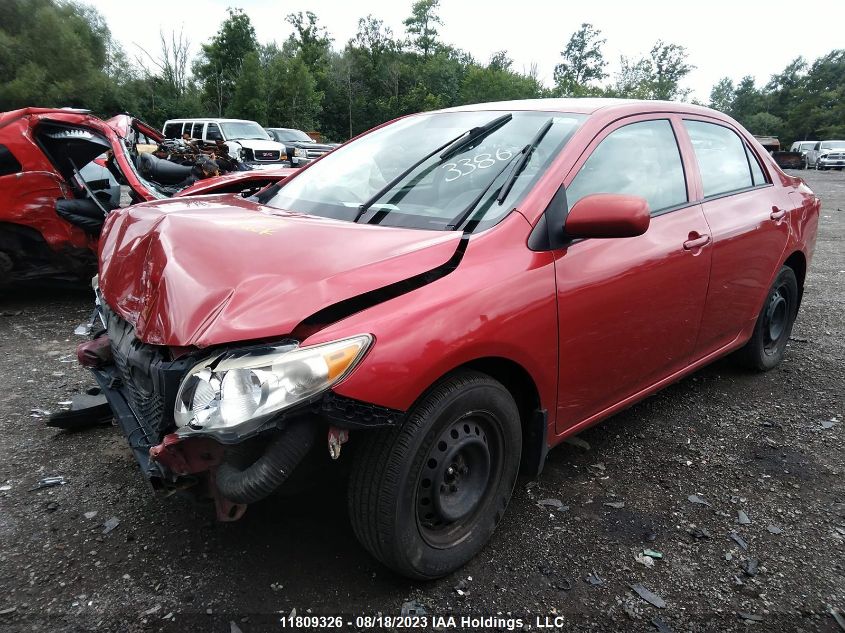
348, 370, 522, 579
735, 266, 799, 371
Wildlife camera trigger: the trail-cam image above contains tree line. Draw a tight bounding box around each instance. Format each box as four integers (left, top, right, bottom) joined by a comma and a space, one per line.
1, 0, 843, 144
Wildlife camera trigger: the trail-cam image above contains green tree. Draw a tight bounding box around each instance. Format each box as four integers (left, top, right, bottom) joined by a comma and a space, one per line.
648, 40, 694, 100
608, 41, 693, 100
708, 77, 735, 113
461, 52, 542, 104
285, 11, 332, 75
729, 76, 764, 126
0, 0, 114, 111
193, 8, 257, 116
553, 23, 607, 96
265, 50, 322, 129
228, 51, 266, 123
404, 0, 442, 59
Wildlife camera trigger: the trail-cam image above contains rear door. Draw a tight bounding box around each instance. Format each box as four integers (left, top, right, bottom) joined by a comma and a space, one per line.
553, 115, 712, 433
680, 119, 792, 358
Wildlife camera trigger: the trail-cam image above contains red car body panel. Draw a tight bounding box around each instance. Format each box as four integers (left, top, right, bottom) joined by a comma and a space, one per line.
95, 99, 821, 453
175, 167, 295, 197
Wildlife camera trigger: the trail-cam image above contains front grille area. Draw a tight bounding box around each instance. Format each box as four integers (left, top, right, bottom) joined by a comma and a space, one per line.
102, 304, 180, 444
254, 150, 281, 161
306, 149, 328, 159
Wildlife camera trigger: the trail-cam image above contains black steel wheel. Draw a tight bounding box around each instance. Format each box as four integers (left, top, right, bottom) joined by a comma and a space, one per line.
348, 370, 521, 579
735, 266, 799, 371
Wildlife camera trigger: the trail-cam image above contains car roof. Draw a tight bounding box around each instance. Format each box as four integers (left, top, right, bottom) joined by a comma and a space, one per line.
164, 118, 260, 124
437, 97, 721, 118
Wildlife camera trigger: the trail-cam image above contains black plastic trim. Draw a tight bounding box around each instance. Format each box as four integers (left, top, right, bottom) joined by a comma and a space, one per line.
292, 236, 468, 338
0, 144, 22, 176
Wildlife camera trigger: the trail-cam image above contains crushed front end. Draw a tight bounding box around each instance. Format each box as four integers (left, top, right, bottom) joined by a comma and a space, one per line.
79, 294, 401, 520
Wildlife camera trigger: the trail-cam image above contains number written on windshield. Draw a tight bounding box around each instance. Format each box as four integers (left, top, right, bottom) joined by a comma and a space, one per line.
442, 148, 515, 182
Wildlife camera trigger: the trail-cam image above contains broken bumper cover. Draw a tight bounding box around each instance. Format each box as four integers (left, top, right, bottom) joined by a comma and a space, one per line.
80, 310, 404, 489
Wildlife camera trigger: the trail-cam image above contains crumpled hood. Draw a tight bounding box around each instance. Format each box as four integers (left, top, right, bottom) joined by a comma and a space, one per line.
98, 195, 462, 347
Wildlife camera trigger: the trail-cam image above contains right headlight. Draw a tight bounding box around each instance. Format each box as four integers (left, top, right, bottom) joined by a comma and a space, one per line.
174, 335, 372, 439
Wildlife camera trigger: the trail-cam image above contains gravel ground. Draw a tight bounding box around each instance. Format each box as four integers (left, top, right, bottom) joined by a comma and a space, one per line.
0, 170, 843, 633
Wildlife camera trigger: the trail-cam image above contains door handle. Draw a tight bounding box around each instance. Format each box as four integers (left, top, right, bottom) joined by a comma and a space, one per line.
770, 207, 786, 220
683, 234, 711, 250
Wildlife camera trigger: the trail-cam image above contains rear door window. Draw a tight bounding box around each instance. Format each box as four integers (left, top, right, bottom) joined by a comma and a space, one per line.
191, 122, 205, 139
683, 120, 753, 197
206, 123, 223, 141
567, 119, 687, 215
163, 122, 184, 139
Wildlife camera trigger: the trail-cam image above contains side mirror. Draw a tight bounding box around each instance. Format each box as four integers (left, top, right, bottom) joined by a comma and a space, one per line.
564, 193, 650, 239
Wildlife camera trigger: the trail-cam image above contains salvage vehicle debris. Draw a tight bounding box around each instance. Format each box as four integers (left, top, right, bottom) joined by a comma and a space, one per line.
687, 494, 711, 506
729, 531, 749, 550
0, 108, 294, 286
102, 517, 120, 534
75, 99, 819, 579
629, 583, 666, 608
47, 387, 112, 430
30, 476, 66, 490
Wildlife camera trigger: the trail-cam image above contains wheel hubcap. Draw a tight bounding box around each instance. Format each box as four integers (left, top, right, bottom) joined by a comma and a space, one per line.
416, 414, 495, 543
763, 284, 791, 352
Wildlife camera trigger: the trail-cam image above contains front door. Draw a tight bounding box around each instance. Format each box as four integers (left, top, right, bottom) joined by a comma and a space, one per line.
553, 117, 712, 433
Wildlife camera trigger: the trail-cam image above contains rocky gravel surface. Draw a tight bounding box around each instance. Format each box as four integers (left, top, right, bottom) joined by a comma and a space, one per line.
0, 170, 843, 632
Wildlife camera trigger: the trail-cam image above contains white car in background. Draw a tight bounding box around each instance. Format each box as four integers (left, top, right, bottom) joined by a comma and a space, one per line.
162, 118, 288, 167
802, 140, 845, 170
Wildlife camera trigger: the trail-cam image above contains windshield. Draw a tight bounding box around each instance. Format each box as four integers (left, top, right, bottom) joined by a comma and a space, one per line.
275, 128, 313, 142
266, 110, 584, 232
221, 122, 271, 141
821, 141, 845, 150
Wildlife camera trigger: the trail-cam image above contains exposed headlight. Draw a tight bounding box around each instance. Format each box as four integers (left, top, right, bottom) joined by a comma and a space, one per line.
174, 335, 372, 439
294, 147, 306, 157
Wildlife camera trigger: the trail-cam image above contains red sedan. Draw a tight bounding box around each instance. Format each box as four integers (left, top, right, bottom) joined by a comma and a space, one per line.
80, 99, 819, 579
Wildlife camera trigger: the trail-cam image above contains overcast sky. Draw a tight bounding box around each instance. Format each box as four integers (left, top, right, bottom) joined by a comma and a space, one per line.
92, 0, 844, 102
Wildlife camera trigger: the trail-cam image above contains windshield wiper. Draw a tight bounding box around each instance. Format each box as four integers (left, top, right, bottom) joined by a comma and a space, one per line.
438, 113, 513, 161
354, 113, 513, 222
444, 152, 522, 231
496, 118, 554, 203
445, 118, 555, 232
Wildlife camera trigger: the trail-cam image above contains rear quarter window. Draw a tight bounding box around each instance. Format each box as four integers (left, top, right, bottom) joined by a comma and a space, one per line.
0, 145, 22, 176
683, 120, 753, 197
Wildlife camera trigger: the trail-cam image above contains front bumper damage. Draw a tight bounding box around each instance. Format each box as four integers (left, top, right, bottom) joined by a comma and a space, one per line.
79, 303, 403, 518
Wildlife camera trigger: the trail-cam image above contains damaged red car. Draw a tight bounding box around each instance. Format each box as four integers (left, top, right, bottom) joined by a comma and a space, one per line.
0, 108, 292, 286
78, 99, 819, 579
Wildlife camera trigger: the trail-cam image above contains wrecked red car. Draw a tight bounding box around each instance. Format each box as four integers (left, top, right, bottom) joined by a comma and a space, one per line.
0, 108, 293, 285
78, 99, 819, 579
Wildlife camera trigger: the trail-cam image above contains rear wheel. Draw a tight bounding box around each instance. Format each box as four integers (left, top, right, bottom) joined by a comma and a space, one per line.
735, 266, 799, 371
348, 370, 521, 579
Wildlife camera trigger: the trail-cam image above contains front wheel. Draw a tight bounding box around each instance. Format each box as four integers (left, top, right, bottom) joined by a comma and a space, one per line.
735, 266, 799, 371
348, 370, 522, 579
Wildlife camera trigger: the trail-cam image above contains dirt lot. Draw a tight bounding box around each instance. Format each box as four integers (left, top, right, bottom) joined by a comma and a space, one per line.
0, 170, 843, 633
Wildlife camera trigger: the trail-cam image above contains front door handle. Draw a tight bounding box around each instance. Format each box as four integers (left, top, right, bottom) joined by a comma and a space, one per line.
770, 207, 786, 220
683, 234, 711, 250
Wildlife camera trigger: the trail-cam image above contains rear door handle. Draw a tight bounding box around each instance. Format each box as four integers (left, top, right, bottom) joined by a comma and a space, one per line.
770, 207, 786, 220
683, 234, 711, 250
